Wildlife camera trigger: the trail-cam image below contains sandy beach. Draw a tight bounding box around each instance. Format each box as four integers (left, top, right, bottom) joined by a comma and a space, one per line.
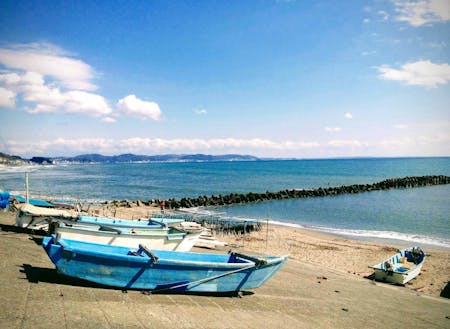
60, 204, 450, 298
1, 206, 449, 328
93, 204, 450, 299
218, 225, 450, 298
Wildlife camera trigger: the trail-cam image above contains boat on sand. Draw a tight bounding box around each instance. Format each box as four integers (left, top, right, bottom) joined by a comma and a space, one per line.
369, 246, 425, 285
15, 204, 164, 230
42, 235, 288, 293
55, 222, 201, 251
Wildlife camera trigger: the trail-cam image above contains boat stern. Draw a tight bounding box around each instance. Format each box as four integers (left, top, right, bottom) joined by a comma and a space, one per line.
42, 236, 63, 265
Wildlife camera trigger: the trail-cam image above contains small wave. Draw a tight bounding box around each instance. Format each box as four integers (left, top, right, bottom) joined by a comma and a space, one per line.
179, 207, 227, 216
0, 165, 41, 173
263, 219, 305, 229
189, 208, 450, 249
309, 226, 450, 249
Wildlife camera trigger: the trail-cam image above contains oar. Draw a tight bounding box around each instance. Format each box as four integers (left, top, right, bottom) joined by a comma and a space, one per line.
151, 262, 257, 293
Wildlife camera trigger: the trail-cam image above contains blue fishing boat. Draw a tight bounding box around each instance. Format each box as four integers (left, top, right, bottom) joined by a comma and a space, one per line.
42, 236, 288, 292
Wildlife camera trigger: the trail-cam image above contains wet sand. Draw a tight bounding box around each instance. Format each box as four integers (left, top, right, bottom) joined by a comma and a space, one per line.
1, 208, 449, 328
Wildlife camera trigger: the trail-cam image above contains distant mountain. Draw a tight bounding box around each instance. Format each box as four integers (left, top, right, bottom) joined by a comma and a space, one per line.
52, 153, 261, 163
29, 156, 53, 164
0, 152, 29, 166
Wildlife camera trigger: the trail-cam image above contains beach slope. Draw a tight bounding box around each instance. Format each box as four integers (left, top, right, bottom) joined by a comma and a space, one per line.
0, 218, 449, 328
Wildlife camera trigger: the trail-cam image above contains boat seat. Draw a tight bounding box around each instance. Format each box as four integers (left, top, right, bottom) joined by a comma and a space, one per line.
396, 267, 409, 273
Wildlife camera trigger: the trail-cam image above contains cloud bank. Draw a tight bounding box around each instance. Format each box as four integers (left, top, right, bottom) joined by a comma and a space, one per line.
3, 134, 448, 158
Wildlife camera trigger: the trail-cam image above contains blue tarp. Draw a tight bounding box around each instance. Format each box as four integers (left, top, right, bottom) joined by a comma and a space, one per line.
11, 195, 54, 208
0, 192, 10, 209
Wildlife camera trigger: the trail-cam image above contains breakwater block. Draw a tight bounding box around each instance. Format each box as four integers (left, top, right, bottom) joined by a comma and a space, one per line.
160, 175, 450, 209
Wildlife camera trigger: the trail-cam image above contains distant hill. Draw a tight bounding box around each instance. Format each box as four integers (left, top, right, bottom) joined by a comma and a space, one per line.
0, 152, 29, 166
51, 153, 261, 163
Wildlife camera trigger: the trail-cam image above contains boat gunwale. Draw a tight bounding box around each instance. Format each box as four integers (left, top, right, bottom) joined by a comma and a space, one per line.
78, 216, 164, 228
57, 225, 187, 239
53, 237, 288, 269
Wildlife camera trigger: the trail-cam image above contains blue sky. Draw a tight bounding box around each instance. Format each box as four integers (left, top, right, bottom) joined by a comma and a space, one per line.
0, 0, 449, 158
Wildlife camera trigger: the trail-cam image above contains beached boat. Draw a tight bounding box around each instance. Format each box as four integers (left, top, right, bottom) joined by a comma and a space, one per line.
370, 246, 425, 285
16, 203, 75, 229
55, 223, 201, 251
15, 204, 164, 230
42, 235, 288, 292
76, 215, 165, 229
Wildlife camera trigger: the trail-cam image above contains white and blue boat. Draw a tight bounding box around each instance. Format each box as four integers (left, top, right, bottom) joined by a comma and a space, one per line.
76, 215, 165, 229
55, 223, 201, 252
370, 246, 425, 285
42, 236, 288, 293
16, 204, 165, 231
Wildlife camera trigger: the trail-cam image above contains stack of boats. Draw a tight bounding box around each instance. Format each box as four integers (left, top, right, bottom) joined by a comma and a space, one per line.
16, 203, 288, 293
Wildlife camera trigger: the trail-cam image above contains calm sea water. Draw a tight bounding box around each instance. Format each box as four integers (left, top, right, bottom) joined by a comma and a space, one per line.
1, 157, 449, 248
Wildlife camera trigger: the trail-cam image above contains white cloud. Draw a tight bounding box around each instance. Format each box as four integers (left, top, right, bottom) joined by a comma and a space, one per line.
378, 10, 390, 21
0, 72, 21, 85
324, 126, 342, 133
0, 70, 112, 116
393, 124, 408, 129
0, 43, 96, 90
0, 87, 16, 108
65, 91, 112, 116
377, 60, 450, 87
117, 95, 161, 121
0, 43, 114, 117
394, 0, 450, 26
0, 43, 168, 119
194, 109, 208, 115
101, 116, 116, 123
328, 140, 370, 147
344, 112, 353, 119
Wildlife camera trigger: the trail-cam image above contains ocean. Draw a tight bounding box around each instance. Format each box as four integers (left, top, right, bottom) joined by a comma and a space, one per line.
1, 157, 449, 248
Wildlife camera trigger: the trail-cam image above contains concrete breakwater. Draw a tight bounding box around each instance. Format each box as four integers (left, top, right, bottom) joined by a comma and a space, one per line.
108, 175, 450, 209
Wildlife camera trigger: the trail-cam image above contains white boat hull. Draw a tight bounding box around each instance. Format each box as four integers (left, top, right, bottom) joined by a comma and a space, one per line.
372, 262, 424, 285
370, 246, 425, 285
16, 214, 51, 230
56, 226, 201, 252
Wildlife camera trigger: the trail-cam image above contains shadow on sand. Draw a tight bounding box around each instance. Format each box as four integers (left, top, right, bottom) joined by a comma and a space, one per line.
19, 263, 254, 298
440, 281, 450, 299
0, 223, 47, 236
20, 264, 108, 288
